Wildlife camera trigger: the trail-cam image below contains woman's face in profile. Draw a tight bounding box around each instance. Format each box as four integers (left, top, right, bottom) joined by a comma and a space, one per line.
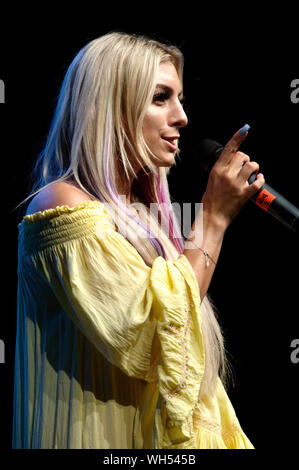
142, 62, 188, 168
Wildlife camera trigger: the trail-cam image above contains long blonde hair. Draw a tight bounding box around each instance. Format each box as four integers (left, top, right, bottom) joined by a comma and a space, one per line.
24, 31, 229, 397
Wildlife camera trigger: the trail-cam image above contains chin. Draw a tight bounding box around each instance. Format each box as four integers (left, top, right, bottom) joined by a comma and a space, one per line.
155, 152, 176, 167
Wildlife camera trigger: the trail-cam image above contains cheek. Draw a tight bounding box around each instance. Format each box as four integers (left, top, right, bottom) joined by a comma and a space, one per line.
142, 109, 162, 141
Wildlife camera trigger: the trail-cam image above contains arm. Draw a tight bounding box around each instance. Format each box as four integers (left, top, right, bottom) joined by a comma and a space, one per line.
183, 126, 265, 299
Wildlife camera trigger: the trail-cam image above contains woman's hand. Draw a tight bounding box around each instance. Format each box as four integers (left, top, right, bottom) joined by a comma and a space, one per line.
201, 126, 265, 231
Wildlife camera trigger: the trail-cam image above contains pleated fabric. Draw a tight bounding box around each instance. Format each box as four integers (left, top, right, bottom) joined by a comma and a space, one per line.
13, 201, 254, 449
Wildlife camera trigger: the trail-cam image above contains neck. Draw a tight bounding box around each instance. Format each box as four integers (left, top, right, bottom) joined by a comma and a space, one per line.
116, 180, 132, 207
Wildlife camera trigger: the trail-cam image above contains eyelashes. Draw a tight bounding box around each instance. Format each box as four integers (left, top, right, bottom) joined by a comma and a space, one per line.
153, 91, 185, 105
153, 91, 170, 103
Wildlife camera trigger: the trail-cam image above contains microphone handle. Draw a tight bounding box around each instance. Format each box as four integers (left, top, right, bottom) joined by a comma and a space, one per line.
204, 143, 299, 232
247, 173, 299, 232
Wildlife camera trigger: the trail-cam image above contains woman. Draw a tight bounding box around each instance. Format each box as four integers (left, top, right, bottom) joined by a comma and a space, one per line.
13, 32, 264, 449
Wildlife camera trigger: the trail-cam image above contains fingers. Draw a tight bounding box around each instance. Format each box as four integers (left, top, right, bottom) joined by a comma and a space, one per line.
204, 123, 266, 224
218, 124, 250, 166
246, 172, 265, 197
236, 158, 265, 198
238, 160, 259, 181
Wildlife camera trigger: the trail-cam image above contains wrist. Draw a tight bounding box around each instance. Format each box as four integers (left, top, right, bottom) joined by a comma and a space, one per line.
202, 206, 228, 235
200, 195, 230, 234
185, 205, 225, 253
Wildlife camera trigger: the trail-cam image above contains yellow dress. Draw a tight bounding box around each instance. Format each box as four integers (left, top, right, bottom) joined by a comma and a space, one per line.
13, 200, 254, 449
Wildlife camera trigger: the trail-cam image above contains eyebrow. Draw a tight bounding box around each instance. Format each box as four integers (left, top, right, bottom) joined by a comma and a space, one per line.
155, 84, 184, 100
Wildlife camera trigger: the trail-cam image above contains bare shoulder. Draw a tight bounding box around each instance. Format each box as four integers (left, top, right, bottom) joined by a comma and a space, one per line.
25, 181, 94, 216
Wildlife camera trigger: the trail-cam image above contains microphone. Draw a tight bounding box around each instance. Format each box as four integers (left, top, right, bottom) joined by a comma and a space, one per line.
198, 138, 299, 233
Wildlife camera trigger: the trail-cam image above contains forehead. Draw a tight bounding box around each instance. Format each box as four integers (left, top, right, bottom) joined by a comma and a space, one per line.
155, 62, 182, 90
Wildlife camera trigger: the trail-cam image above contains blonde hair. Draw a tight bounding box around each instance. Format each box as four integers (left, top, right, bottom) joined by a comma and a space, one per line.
23, 31, 229, 397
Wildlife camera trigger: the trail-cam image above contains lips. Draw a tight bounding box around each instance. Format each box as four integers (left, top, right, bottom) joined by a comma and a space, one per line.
161, 136, 179, 152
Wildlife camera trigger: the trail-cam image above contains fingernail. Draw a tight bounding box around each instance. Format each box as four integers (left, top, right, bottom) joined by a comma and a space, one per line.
240, 124, 250, 135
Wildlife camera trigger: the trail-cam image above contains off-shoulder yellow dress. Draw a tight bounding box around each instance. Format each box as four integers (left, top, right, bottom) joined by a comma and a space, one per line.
13, 200, 254, 449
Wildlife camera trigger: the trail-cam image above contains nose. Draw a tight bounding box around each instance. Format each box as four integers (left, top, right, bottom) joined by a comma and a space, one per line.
169, 100, 188, 129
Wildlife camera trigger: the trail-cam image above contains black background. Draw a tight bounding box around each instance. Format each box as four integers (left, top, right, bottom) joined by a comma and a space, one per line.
1, 5, 298, 463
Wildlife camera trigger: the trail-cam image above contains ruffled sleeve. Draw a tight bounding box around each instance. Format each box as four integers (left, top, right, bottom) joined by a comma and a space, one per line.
19, 201, 205, 448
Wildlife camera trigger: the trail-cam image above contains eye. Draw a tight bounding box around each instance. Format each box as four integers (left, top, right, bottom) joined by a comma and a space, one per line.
153, 91, 169, 104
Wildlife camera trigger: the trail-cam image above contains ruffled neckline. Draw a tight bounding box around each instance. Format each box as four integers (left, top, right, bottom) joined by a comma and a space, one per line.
22, 200, 105, 225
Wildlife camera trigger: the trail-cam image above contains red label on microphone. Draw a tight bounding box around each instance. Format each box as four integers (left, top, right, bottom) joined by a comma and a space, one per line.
255, 189, 276, 211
